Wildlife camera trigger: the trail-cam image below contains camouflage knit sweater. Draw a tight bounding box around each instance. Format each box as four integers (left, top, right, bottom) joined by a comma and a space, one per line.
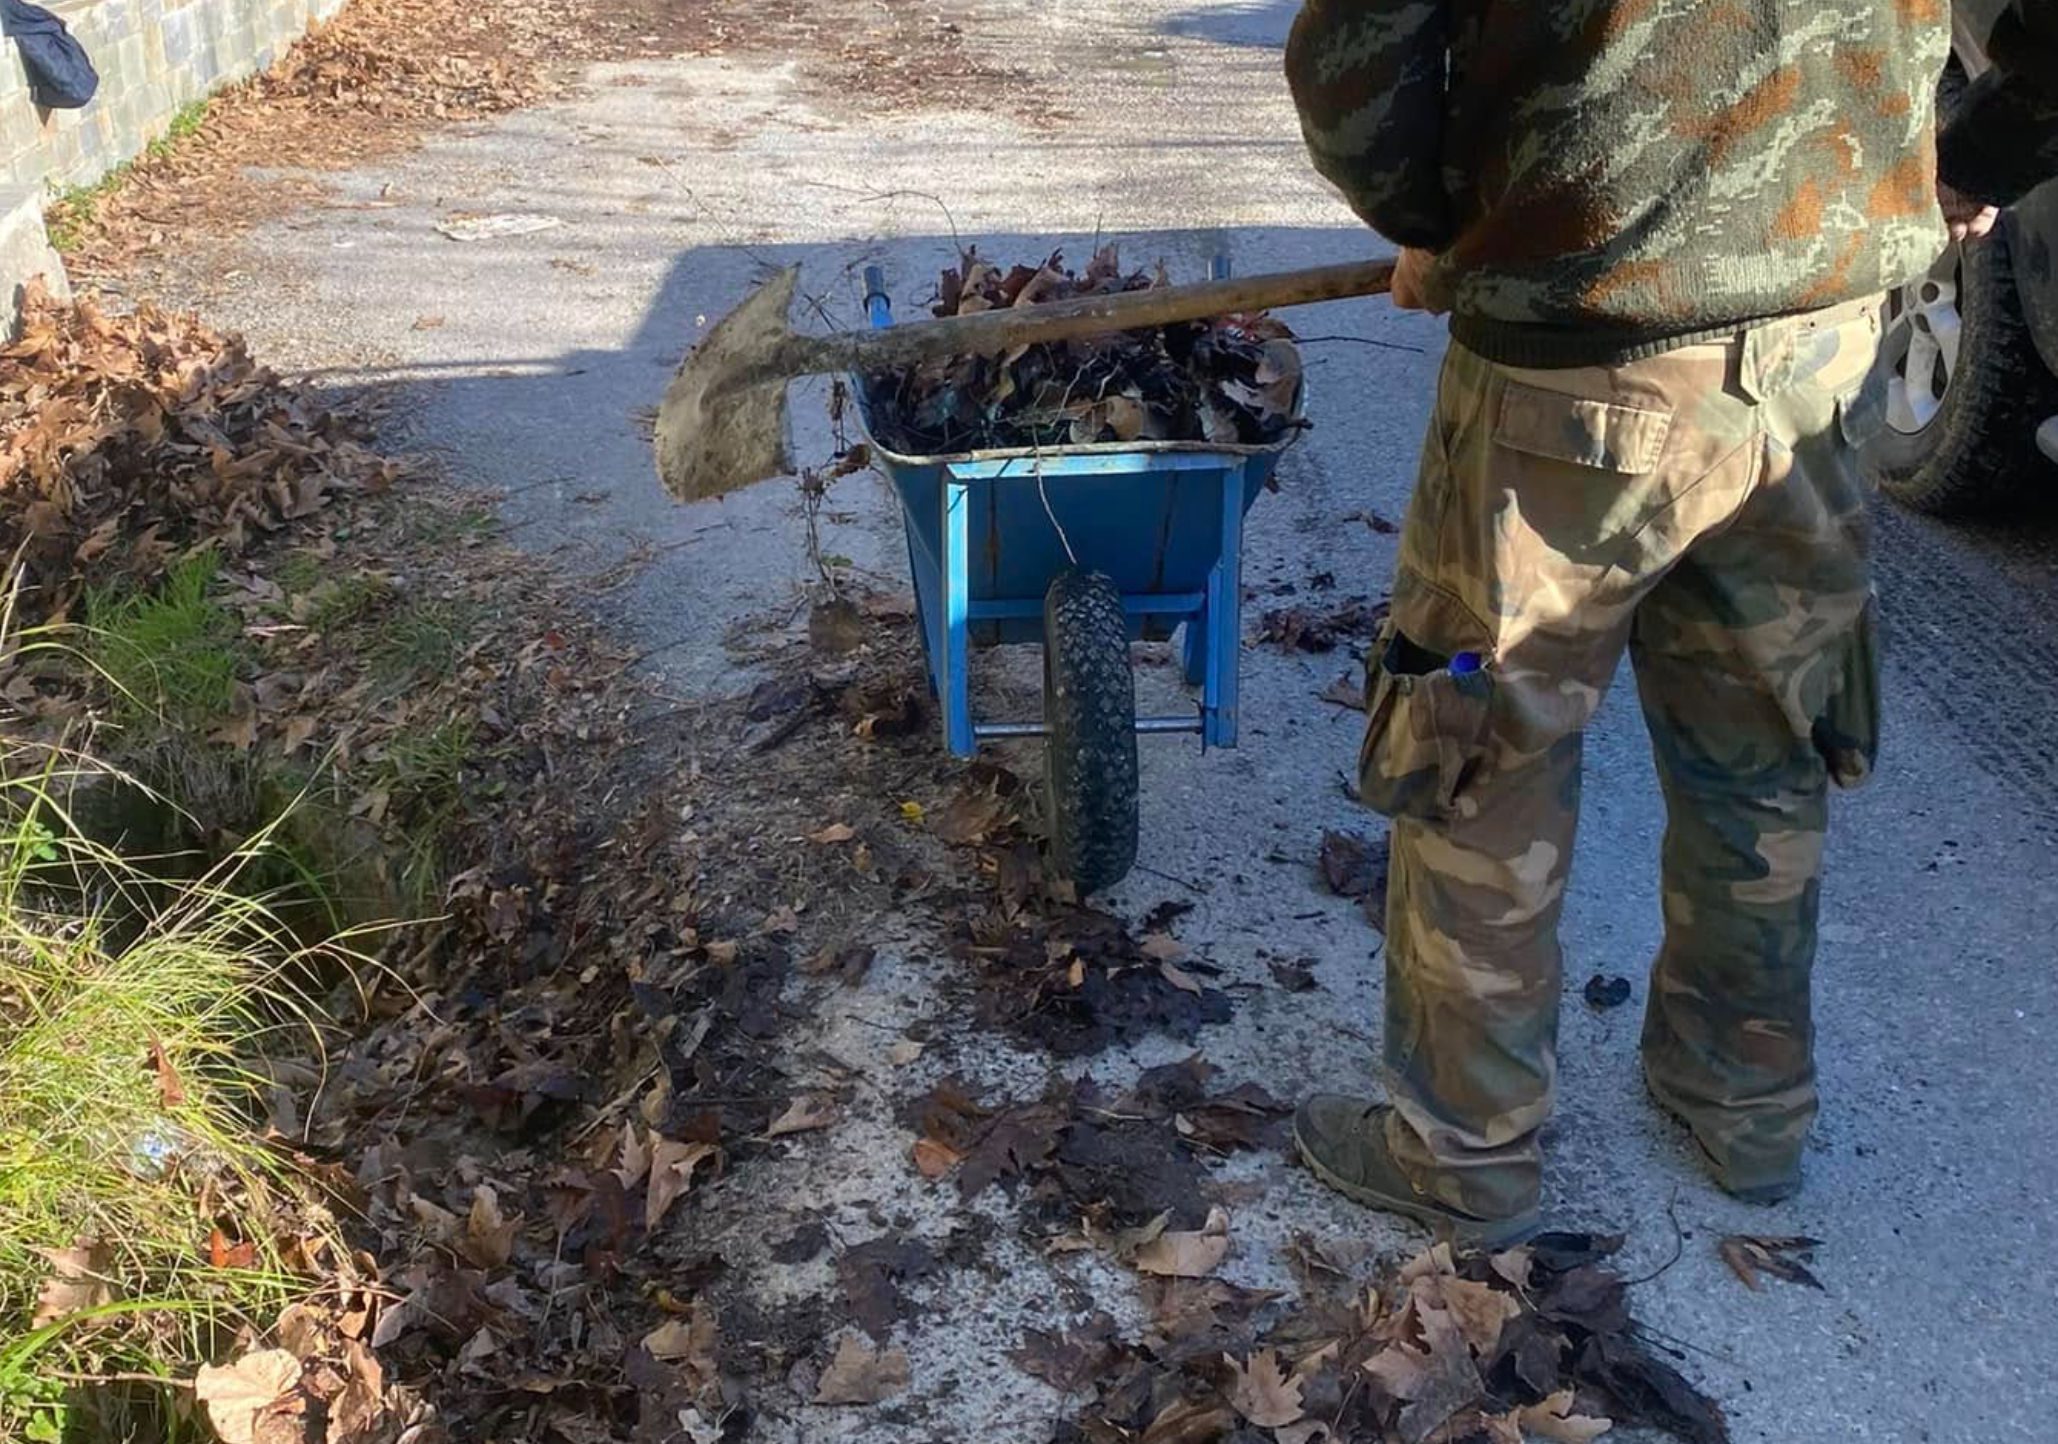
1287, 1, 2058, 367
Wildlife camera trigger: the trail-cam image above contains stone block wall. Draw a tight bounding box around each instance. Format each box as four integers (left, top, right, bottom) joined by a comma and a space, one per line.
1, 0, 348, 194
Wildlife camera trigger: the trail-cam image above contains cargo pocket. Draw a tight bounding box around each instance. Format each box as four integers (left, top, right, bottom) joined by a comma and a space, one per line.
1811, 594, 1881, 789
1358, 574, 1498, 823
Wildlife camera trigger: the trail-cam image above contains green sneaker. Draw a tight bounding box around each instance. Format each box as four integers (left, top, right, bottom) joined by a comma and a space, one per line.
1292, 1095, 1539, 1250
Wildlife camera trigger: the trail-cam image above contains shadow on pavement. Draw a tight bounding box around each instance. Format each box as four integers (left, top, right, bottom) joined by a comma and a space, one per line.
1160, 0, 1297, 48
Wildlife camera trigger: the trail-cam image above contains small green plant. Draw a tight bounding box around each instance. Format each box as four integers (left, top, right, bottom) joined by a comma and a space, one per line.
307, 571, 393, 634
87, 556, 245, 728
271, 552, 323, 598
374, 717, 474, 907
162, 99, 210, 147
41, 178, 113, 255
371, 597, 472, 685
44, 99, 210, 254
404, 504, 498, 549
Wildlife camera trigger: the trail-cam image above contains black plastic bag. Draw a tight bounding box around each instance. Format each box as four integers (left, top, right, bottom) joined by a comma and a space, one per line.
2, 0, 100, 110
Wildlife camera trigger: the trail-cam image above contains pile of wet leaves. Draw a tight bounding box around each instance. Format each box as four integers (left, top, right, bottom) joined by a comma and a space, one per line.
1035, 1232, 1727, 1444
919, 768, 1237, 1054
908, 1056, 1289, 1257
862, 246, 1304, 456
0, 282, 399, 623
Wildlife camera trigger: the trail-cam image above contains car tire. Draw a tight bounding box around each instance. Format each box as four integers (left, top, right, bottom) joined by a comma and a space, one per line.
1865, 223, 2058, 515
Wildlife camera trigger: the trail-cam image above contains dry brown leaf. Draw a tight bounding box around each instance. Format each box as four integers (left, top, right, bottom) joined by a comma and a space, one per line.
887, 1039, 925, 1066
1519, 1390, 1613, 1442
642, 1316, 710, 1364
148, 1037, 185, 1107
1439, 1276, 1522, 1357
912, 1136, 963, 1179
768, 1095, 839, 1138
646, 1138, 719, 1228
614, 1122, 652, 1187
1158, 960, 1205, 996
464, 1185, 520, 1269
1138, 932, 1186, 962
809, 822, 856, 845
194, 1349, 303, 1444
1140, 1397, 1235, 1444
1719, 1235, 1824, 1293
324, 1340, 383, 1444
1361, 1299, 1481, 1444
1131, 1206, 1231, 1278
1226, 1347, 1305, 1428
32, 1242, 111, 1326
813, 1333, 911, 1406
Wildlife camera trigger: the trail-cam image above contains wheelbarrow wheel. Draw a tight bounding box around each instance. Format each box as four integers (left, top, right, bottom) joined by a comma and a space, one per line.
1043, 569, 1139, 895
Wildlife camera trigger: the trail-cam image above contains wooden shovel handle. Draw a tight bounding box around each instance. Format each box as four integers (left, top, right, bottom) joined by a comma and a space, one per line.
790, 257, 1399, 375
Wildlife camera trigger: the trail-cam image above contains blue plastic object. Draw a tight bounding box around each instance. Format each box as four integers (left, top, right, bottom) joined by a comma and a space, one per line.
852, 262, 1298, 758
1449, 651, 1483, 676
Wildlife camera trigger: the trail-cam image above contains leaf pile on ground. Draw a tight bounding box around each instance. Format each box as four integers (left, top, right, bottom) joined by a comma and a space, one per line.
0, 282, 397, 625
1258, 597, 1390, 654
1037, 1232, 1727, 1444
908, 1056, 1287, 1263
862, 246, 1304, 456
920, 772, 1236, 1053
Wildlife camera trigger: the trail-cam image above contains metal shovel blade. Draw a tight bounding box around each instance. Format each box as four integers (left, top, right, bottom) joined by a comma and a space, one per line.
654, 266, 801, 503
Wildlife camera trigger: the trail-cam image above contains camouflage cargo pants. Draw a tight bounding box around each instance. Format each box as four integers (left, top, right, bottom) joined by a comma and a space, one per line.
1360, 300, 1886, 1218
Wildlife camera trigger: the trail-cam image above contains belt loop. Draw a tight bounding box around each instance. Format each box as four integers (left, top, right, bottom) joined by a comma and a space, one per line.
1738, 319, 1797, 405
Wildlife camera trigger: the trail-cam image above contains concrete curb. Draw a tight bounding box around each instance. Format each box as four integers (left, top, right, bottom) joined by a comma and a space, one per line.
1, 184, 68, 339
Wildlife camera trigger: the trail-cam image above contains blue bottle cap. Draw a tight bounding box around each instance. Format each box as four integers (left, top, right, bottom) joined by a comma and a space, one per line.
1449, 651, 1483, 675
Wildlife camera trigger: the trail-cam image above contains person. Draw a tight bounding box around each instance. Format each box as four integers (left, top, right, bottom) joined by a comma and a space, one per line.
1282, 0, 2058, 1246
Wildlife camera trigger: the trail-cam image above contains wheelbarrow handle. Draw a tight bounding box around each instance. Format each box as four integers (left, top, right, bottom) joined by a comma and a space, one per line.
794, 257, 1399, 378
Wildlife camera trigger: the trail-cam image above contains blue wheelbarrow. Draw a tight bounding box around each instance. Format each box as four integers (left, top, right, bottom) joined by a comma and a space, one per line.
852, 263, 1302, 893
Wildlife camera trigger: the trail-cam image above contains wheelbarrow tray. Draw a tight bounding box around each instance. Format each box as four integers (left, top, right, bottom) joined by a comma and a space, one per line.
850, 375, 1303, 757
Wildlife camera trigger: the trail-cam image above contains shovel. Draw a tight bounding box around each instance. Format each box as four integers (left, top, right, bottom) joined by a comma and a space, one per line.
655, 256, 1397, 502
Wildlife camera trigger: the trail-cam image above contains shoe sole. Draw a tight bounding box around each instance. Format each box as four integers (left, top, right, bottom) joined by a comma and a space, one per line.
1292, 1118, 1540, 1251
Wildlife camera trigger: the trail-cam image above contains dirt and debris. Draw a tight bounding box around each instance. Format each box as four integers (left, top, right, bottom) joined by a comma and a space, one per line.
908, 1058, 1289, 1264
1049, 1233, 1727, 1444
1259, 597, 1390, 654
955, 899, 1237, 1056
1319, 829, 1390, 932
861, 247, 1305, 456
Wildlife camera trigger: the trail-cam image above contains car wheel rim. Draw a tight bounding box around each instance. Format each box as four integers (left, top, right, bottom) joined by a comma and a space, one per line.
1882, 249, 1963, 435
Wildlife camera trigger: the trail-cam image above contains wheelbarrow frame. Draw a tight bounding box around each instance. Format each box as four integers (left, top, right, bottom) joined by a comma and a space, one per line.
852, 262, 1301, 761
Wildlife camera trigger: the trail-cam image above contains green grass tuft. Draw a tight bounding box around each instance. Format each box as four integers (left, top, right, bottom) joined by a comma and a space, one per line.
0, 750, 351, 1440
44, 99, 211, 255
87, 556, 245, 728
307, 572, 394, 635
371, 597, 472, 685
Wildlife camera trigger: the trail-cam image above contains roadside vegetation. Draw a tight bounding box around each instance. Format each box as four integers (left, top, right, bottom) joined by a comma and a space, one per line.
0, 607, 348, 1441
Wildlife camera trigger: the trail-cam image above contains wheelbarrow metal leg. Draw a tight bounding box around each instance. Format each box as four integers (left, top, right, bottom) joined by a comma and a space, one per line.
940, 475, 976, 757
1203, 466, 1245, 748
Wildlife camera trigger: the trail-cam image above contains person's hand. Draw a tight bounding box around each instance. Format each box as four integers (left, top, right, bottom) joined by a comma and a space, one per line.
1390, 247, 1448, 314
1939, 181, 2000, 243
